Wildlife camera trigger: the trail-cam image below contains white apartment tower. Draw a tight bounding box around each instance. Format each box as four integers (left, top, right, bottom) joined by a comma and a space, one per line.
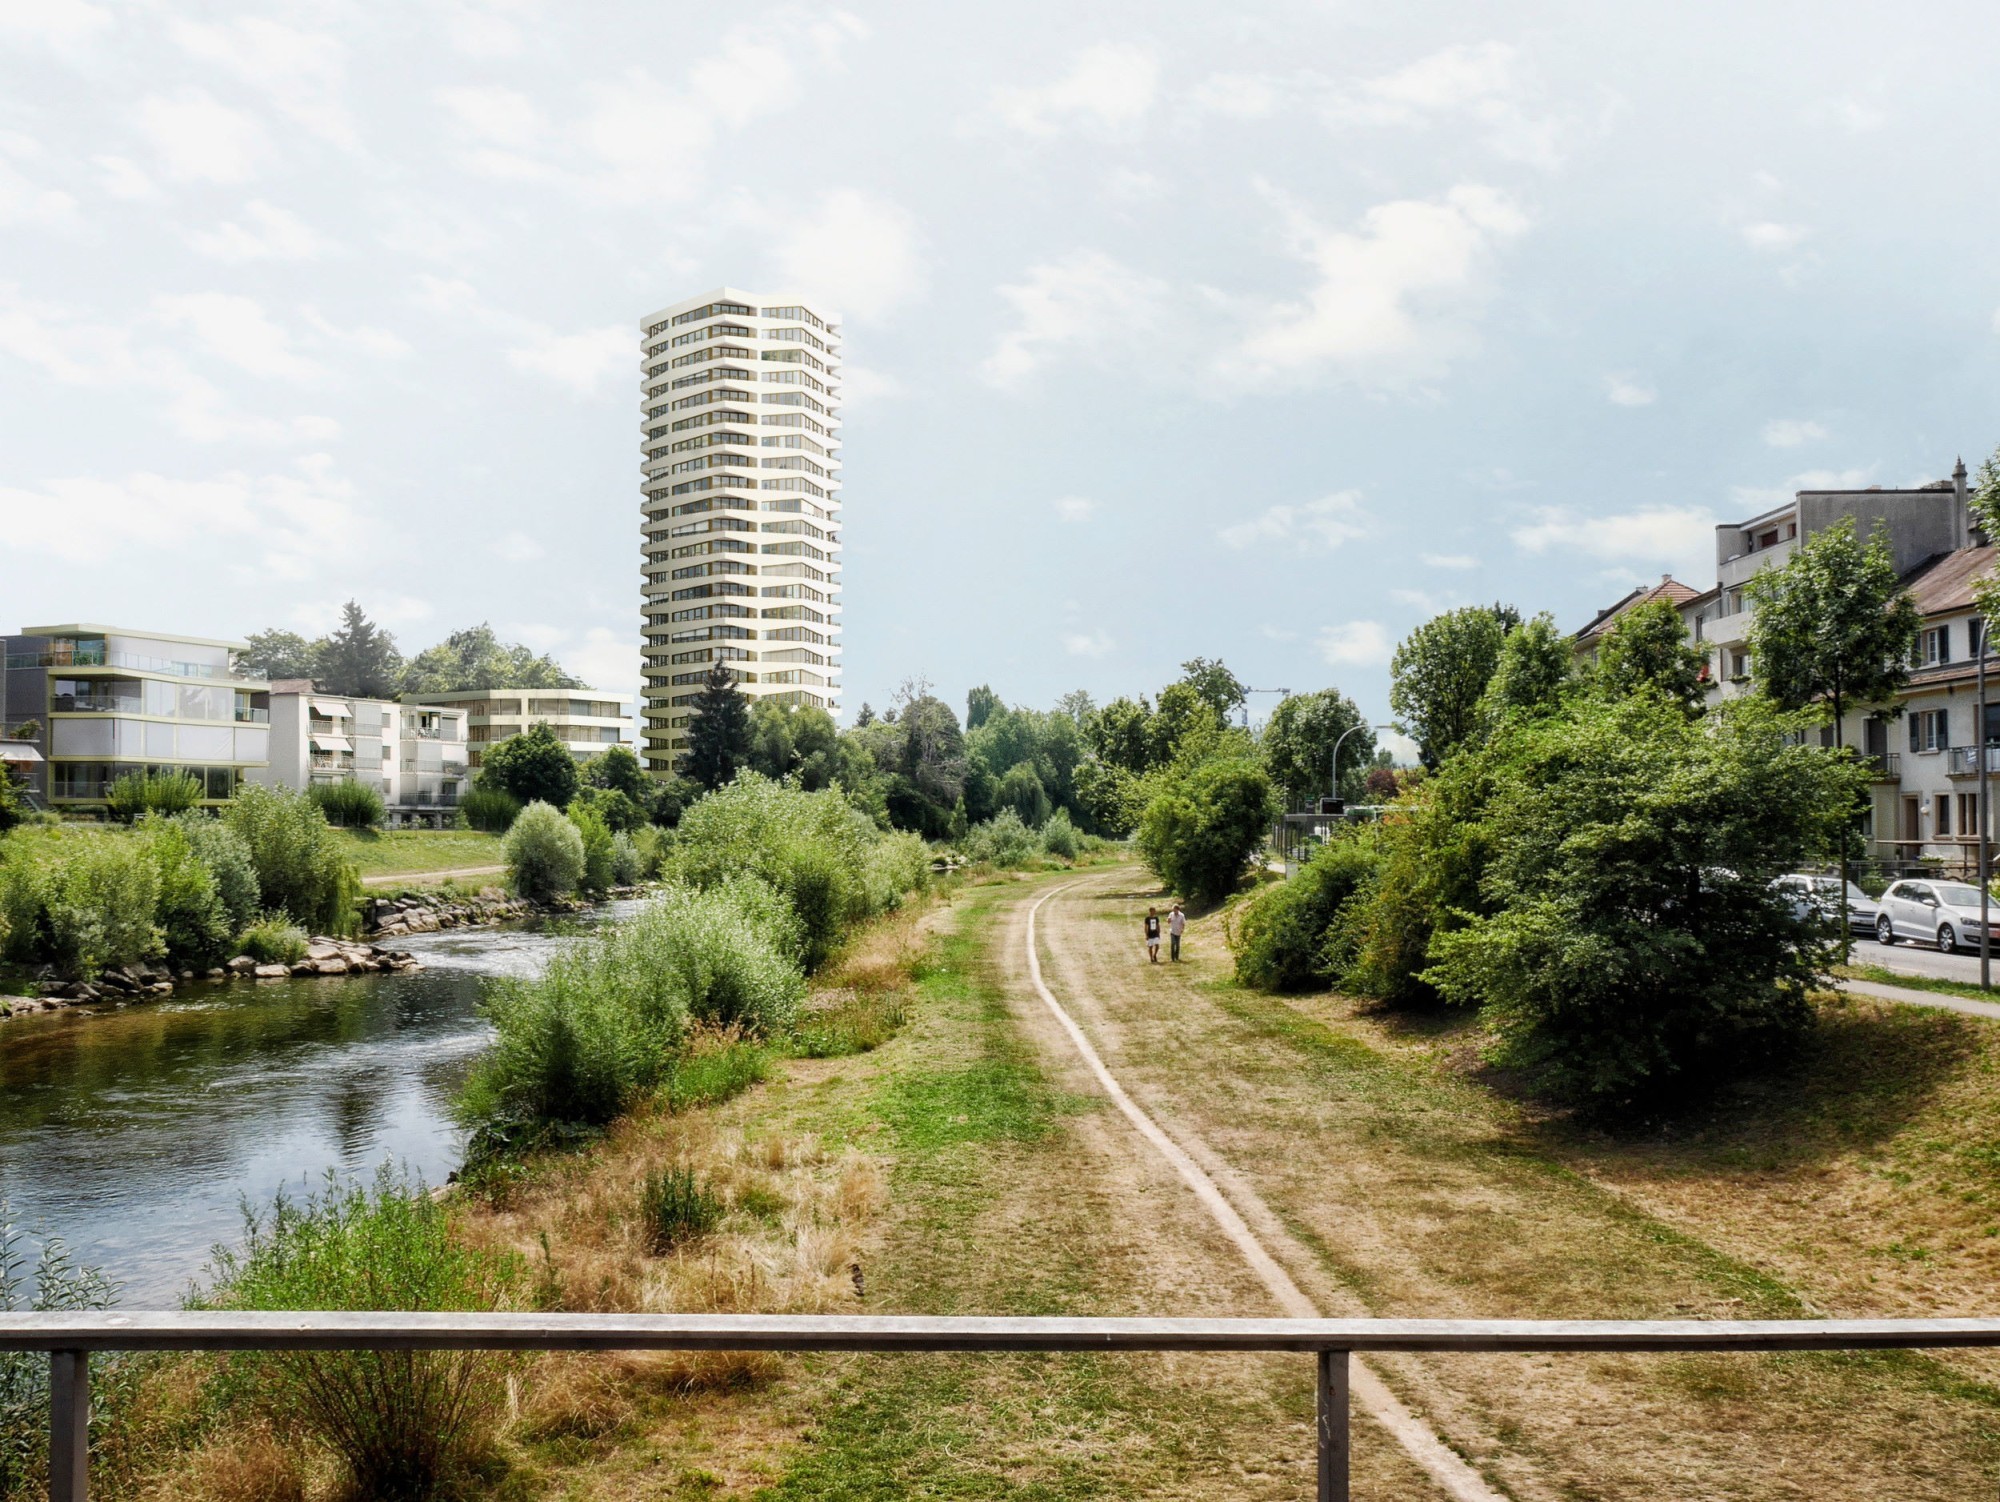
638, 287, 842, 770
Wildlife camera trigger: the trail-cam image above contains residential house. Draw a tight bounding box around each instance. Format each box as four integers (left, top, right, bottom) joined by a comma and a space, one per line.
252, 682, 470, 827
400, 689, 634, 770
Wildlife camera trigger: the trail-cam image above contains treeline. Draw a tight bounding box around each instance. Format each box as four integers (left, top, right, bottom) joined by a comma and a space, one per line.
1235, 515, 1912, 1111
241, 603, 582, 697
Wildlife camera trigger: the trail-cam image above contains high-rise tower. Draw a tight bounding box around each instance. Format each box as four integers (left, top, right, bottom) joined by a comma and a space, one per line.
637, 288, 842, 770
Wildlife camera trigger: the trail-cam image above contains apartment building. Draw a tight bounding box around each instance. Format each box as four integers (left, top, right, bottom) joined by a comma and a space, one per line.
638, 287, 843, 771
252, 683, 470, 827
401, 689, 633, 769
0, 624, 271, 810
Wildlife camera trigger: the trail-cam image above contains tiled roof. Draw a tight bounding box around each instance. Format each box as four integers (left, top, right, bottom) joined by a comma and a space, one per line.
1573, 577, 1702, 643
1903, 545, 1998, 618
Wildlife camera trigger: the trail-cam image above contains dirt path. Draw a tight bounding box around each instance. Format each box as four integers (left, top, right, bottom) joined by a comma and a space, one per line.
358, 863, 506, 888
996, 862, 2000, 1501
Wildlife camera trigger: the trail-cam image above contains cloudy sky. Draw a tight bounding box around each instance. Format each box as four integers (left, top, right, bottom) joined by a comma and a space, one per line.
5, 1, 2000, 732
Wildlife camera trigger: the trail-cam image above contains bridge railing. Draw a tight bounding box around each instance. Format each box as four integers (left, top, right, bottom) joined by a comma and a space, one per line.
15, 1311, 2000, 1502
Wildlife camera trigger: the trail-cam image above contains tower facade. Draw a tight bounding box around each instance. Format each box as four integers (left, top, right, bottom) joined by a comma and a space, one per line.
638, 288, 842, 770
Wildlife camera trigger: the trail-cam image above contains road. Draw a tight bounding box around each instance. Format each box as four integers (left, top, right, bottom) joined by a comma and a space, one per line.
1849, 933, 2000, 986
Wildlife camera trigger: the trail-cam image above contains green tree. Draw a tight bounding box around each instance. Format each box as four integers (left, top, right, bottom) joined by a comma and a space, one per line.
678, 661, 753, 791
1390, 605, 1515, 768
1259, 689, 1371, 809
581, 743, 649, 803
995, 762, 1051, 826
1594, 597, 1707, 711
1426, 696, 1869, 1108
1136, 757, 1275, 905
316, 601, 403, 699
1480, 611, 1574, 722
1177, 657, 1249, 722
1745, 517, 1919, 746
883, 692, 967, 838
504, 800, 586, 903
1088, 696, 1155, 774
223, 785, 358, 935
965, 684, 1002, 731
1147, 683, 1223, 766
401, 624, 582, 694
240, 629, 321, 683
1234, 839, 1379, 993
480, 723, 582, 809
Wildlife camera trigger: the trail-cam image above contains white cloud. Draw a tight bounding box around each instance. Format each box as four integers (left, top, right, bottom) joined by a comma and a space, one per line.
1391, 587, 1449, 611
0, 137, 76, 229
982, 250, 1171, 388
0, 0, 108, 46
133, 90, 269, 184
1324, 43, 1576, 170
1511, 504, 1717, 574
1421, 552, 1478, 569
299, 306, 412, 359
1053, 495, 1097, 523
1317, 621, 1393, 667
506, 324, 630, 396
1105, 167, 1166, 204
762, 189, 926, 321
154, 293, 321, 381
1063, 629, 1117, 658
93, 155, 163, 203
438, 85, 545, 148
189, 201, 333, 263
1218, 490, 1368, 550
1222, 184, 1528, 386
169, 16, 358, 151
994, 44, 1159, 137
1742, 221, 1809, 252
3, 453, 364, 577
1762, 418, 1827, 448
1190, 73, 1283, 119
515, 625, 639, 696
1605, 373, 1655, 407
492, 530, 545, 562
439, 0, 537, 59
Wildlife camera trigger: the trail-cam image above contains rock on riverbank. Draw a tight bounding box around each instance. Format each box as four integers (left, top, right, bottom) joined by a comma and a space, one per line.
6, 938, 422, 1018
365, 887, 531, 937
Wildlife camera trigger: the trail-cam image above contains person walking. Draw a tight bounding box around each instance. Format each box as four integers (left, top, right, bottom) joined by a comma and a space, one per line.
1143, 907, 1162, 964
1168, 902, 1185, 962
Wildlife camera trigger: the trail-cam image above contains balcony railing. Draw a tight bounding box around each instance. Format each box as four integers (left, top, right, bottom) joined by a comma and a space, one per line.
1862, 751, 1901, 780
49, 695, 138, 715
396, 790, 462, 807
234, 707, 269, 724
13, 1311, 2000, 1502
1946, 746, 2000, 778
4, 647, 230, 679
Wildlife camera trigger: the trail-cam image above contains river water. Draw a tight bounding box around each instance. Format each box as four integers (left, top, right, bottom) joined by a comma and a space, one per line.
0, 903, 638, 1306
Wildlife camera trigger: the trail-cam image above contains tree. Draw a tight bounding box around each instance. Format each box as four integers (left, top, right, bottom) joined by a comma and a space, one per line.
1594, 597, 1707, 711
1088, 696, 1155, 774
241, 629, 321, 683
1745, 517, 1919, 746
1480, 612, 1573, 722
480, 723, 582, 809
1425, 696, 1869, 1109
966, 684, 1002, 731
746, 698, 801, 781
505, 800, 586, 903
582, 743, 649, 803
1148, 683, 1222, 766
1136, 757, 1275, 906
679, 661, 753, 791
1260, 690, 1371, 809
1178, 657, 1249, 722
1054, 689, 1097, 726
1390, 605, 1515, 768
316, 601, 403, 699
996, 762, 1051, 827
885, 693, 966, 837
402, 624, 582, 694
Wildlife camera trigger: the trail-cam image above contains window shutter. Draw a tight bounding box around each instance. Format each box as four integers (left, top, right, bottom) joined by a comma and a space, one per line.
1940, 710, 1952, 750
1941, 624, 1952, 663
1911, 715, 1921, 752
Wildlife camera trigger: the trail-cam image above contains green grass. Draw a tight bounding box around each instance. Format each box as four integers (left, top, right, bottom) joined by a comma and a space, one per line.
1837, 962, 2000, 1007
334, 828, 505, 877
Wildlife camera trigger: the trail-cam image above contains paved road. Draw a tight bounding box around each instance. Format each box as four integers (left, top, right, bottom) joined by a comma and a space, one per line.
1848, 935, 2000, 985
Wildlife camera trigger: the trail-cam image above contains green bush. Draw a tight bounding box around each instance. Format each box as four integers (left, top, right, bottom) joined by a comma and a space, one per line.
0, 1207, 121, 1500
609, 831, 642, 887
172, 814, 261, 934
959, 809, 1043, 867
224, 785, 359, 935
1136, 757, 1274, 905
1040, 807, 1082, 860
142, 817, 232, 971
630, 824, 669, 879
860, 830, 932, 913
638, 1165, 721, 1252
238, 917, 309, 966
664, 1034, 770, 1111
198, 1167, 511, 1502
504, 800, 586, 903
307, 779, 386, 829
567, 803, 615, 896
0, 828, 160, 979
458, 786, 521, 834
106, 769, 204, 823
1233, 839, 1379, 992
478, 724, 580, 809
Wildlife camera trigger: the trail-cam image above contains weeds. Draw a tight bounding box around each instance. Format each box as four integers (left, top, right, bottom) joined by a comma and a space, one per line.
0, 1208, 120, 1500
638, 1166, 722, 1253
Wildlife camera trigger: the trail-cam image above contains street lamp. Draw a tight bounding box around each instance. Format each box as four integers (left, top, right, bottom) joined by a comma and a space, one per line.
1330, 723, 1397, 805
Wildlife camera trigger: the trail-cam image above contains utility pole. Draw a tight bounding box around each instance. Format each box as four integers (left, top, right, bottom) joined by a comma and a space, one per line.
1981, 624, 1991, 989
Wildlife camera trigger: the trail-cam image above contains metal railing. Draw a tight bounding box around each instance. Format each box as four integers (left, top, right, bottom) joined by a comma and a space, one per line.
1862, 750, 1901, 779
13, 1311, 2000, 1502
1947, 746, 2000, 777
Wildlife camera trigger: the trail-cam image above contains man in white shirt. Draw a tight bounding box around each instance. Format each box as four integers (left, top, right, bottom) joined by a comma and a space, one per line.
1168, 902, 1186, 962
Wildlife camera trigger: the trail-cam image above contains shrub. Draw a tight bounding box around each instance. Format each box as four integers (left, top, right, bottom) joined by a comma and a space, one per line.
505, 801, 586, 903
0, 1208, 121, 1500
199, 1167, 511, 1502
172, 814, 261, 934
224, 785, 359, 935
567, 803, 615, 896
860, 830, 931, 914
1136, 757, 1274, 905
106, 769, 204, 823
142, 817, 232, 970
478, 724, 580, 809
959, 809, 1043, 867
238, 917, 309, 966
0, 828, 161, 979
638, 1165, 721, 1252
609, 831, 642, 887
1040, 807, 1082, 860
307, 779, 386, 829
458, 786, 521, 834
995, 761, 1051, 827
1233, 838, 1379, 992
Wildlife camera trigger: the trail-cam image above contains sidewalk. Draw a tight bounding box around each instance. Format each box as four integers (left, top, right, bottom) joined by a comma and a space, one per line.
1836, 976, 2000, 1022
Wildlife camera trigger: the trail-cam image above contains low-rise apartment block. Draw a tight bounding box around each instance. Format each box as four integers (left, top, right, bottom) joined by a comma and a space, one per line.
251, 683, 470, 827
0, 624, 271, 810
401, 689, 633, 770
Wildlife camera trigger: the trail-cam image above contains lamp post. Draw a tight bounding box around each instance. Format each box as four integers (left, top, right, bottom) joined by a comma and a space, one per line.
1329, 723, 1398, 805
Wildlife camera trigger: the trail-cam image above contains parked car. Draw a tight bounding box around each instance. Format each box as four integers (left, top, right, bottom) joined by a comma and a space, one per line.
1773, 873, 1879, 937
1874, 879, 2000, 953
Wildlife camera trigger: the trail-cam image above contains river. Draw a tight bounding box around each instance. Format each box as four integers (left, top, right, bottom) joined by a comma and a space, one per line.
0, 902, 638, 1306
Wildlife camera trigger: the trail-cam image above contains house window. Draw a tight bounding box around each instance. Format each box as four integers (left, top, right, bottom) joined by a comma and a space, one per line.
1917, 625, 1952, 666
1910, 709, 1952, 752
1937, 795, 1952, 837
1959, 794, 1981, 840
1728, 648, 1752, 681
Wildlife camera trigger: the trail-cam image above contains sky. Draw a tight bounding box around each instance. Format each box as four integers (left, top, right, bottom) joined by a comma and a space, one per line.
5, 1, 2000, 744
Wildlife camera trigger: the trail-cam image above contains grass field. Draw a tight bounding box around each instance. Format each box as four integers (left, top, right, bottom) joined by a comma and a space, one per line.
332, 827, 505, 877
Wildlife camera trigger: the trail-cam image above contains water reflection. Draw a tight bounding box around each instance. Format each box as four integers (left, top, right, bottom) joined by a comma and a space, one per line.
0, 902, 638, 1305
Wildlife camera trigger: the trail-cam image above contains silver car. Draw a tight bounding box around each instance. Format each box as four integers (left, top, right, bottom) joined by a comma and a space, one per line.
1875, 879, 2000, 953
1774, 874, 1879, 937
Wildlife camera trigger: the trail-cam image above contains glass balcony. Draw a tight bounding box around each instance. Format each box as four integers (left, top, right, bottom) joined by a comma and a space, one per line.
6, 645, 233, 679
